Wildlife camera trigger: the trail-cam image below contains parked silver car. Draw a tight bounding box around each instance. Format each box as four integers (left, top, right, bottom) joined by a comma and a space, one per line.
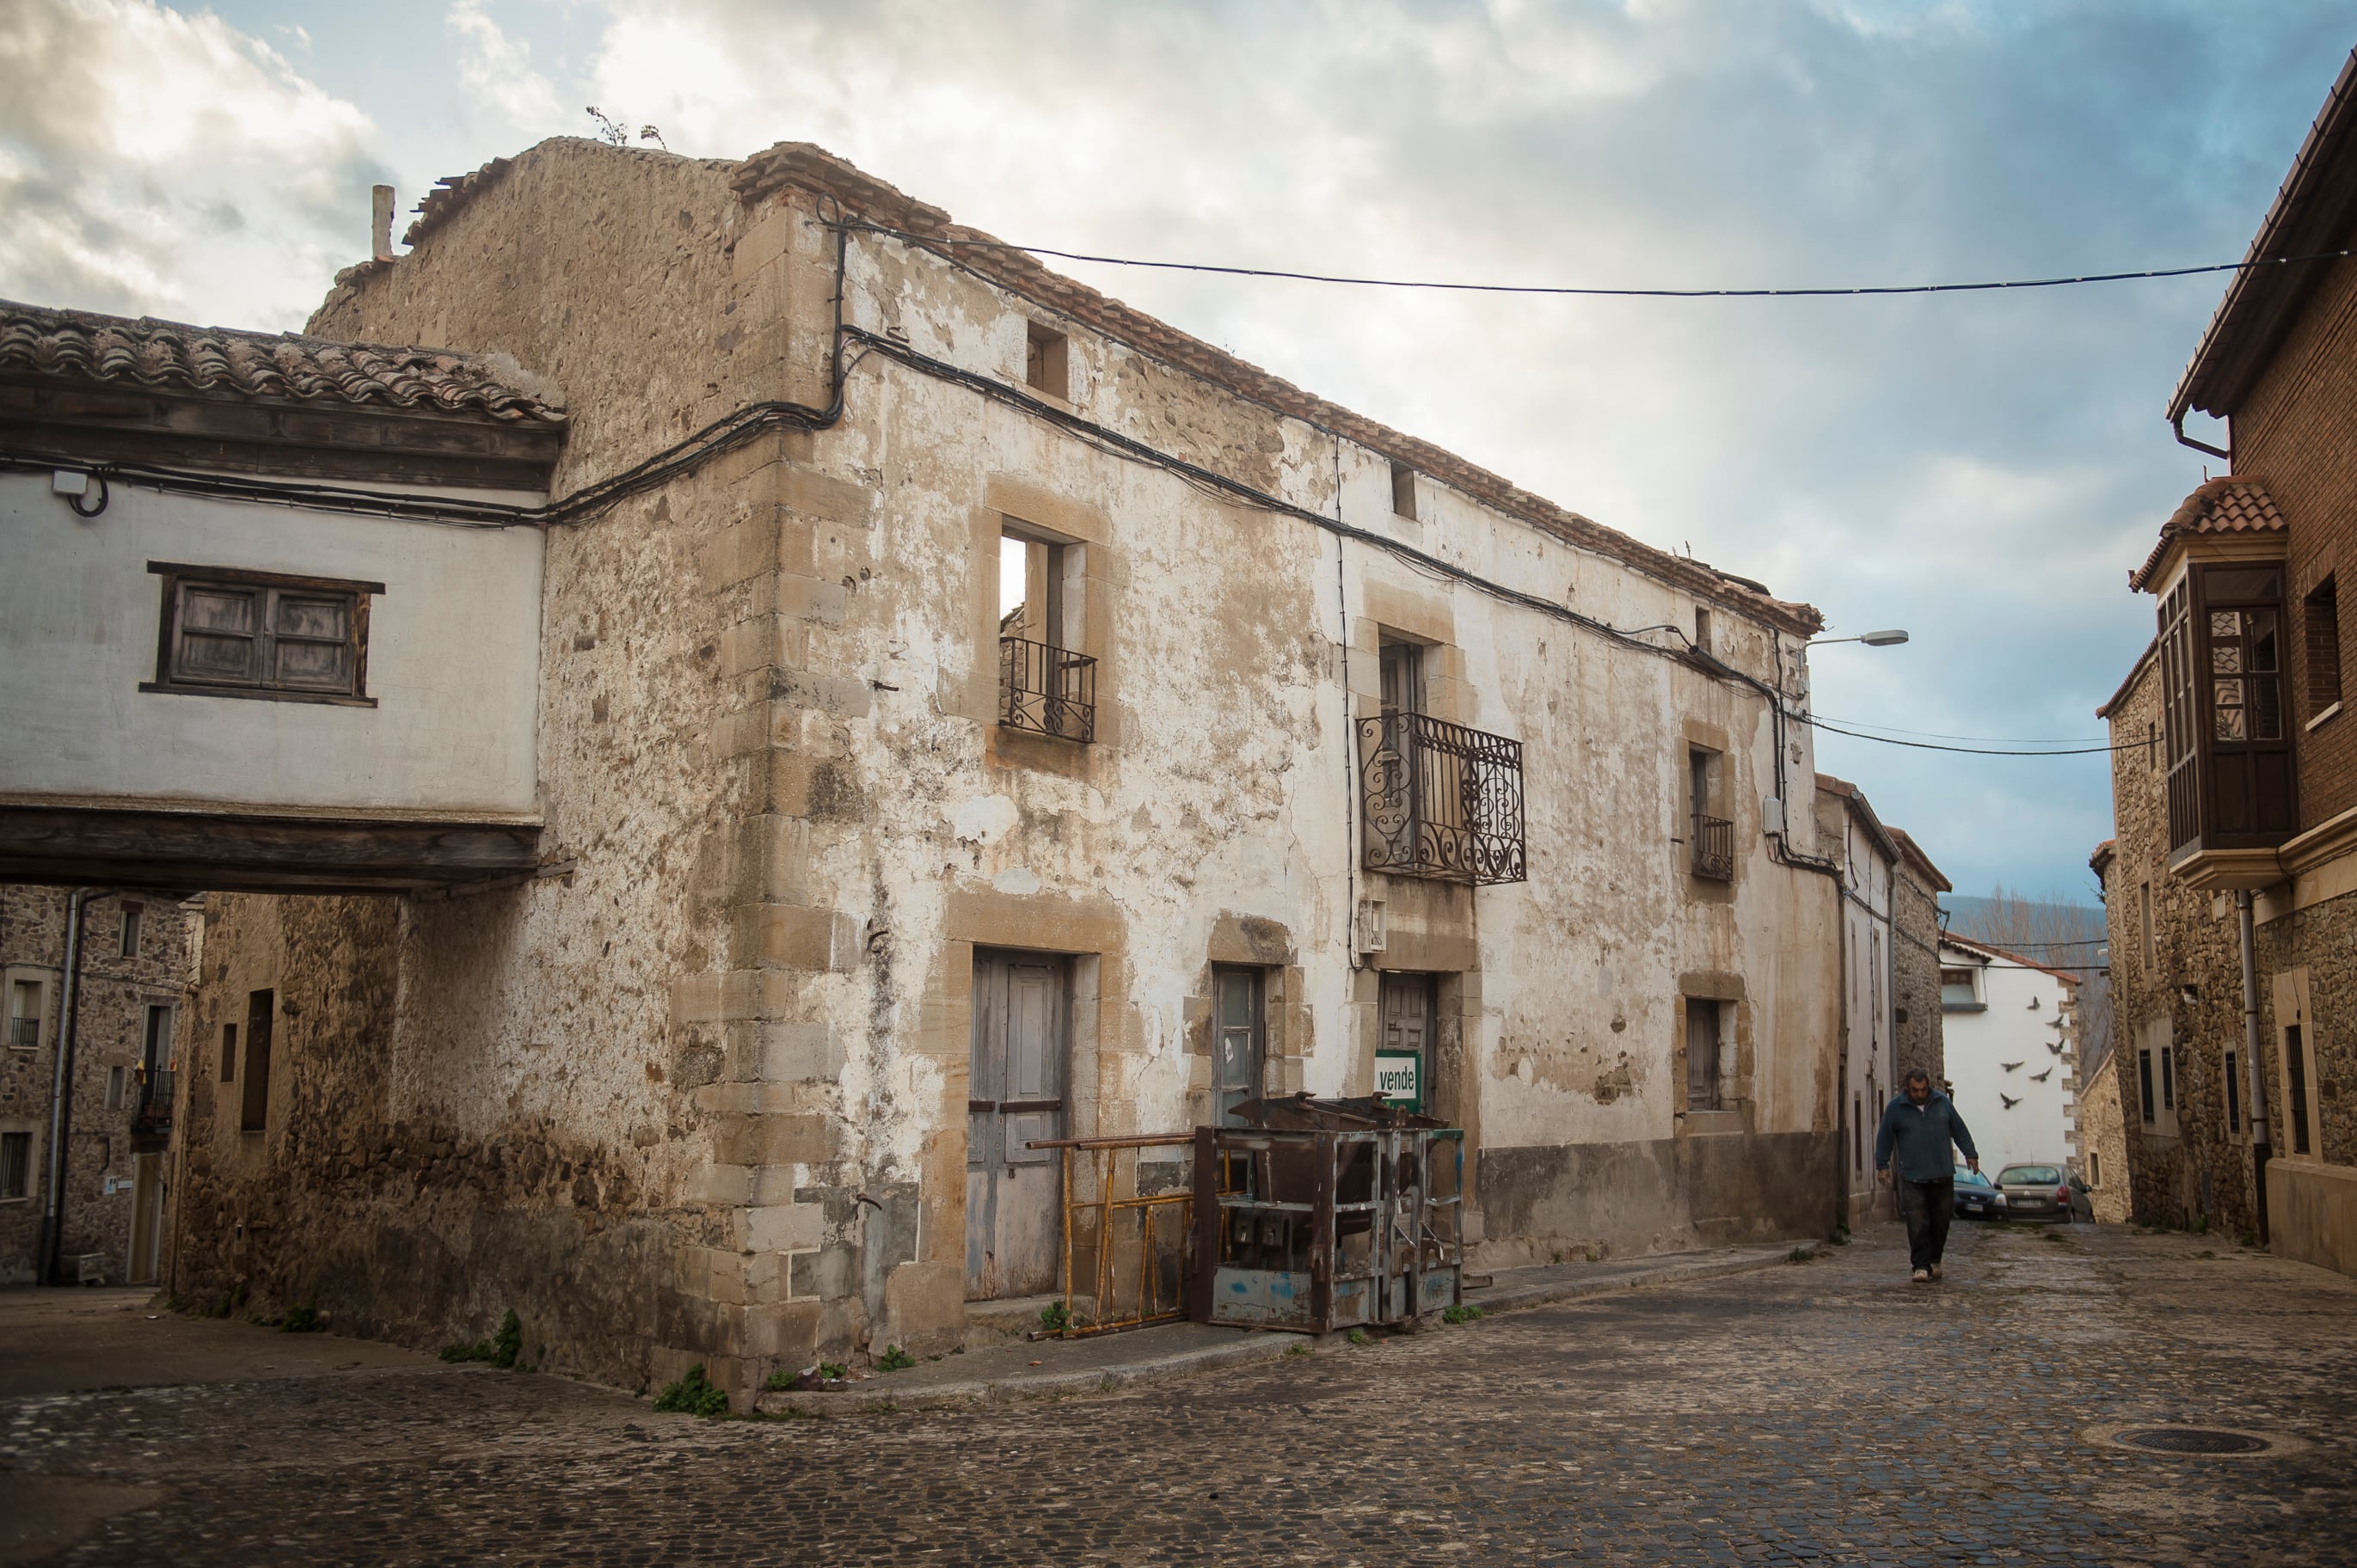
1994, 1163, 2075, 1222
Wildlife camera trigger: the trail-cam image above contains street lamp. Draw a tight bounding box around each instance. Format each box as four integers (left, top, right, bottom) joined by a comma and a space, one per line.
1811, 629, 1909, 647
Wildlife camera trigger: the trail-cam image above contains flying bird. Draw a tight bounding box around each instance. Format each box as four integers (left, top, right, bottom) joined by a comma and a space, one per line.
2047, 1041, 2065, 1055
2030, 1069, 2053, 1082
2001, 1061, 2023, 1072
2001, 1093, 2022, 1108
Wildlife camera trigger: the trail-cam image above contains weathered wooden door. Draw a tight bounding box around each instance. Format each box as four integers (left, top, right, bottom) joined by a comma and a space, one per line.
1212, 966, 1265, 1126
1378, 972, 1433, 1112
967, 952, 1068, 1300
127, 1154, 163, 1284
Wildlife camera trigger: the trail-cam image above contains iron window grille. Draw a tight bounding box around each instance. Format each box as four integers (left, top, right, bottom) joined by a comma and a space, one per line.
1690, 813, 1734, 880
998, 636, 1096, 744
1357, 712, 1526, 885
8, 1017, 40, 1047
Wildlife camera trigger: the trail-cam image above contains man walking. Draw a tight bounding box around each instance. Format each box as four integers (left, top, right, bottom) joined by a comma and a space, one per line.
1874, 1069, 1980, 1283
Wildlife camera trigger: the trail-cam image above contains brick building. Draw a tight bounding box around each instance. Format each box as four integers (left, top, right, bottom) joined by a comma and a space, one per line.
2095, 48, 2357, 1264
0, 885, 194, 1284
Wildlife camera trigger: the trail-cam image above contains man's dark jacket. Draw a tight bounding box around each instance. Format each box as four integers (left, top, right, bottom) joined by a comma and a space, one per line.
1874, 1091, 1979, 1183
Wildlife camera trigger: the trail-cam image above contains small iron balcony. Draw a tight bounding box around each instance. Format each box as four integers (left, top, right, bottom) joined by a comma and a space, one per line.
132, 1067, 175, 1135
998, 637, 1096, 744
8, 1017, 40, 1047
1690, 813, 1734, 881
1357, 713, 1526, 885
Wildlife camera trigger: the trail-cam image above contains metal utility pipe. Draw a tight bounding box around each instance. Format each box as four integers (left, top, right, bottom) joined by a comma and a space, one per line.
2237, 889, 2270, 1244
39, 888, 103, 1286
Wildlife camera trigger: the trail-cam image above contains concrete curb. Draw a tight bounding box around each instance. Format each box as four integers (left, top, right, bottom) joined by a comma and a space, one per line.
751, 1240, 1824, 1418
752, 1328, 1309, 1415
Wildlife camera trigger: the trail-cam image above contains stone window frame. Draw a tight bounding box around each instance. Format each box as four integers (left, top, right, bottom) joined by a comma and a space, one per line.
972, 479, 1115, 781
0, 1121, 38, 1202
5, 967, 53, 1052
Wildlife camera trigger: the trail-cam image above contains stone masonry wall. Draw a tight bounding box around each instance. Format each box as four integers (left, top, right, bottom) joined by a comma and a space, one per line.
177, 137, 1848, 1400
1892, 864, 1945, 1091
0, 885, 193, 1285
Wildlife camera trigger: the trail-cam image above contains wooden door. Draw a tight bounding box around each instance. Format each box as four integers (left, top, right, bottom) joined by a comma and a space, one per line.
1378, 973, 1433, 1112
127, 1154, 163, 1284
967, 952, 1068, 1301
1212, 966, 1265, 1126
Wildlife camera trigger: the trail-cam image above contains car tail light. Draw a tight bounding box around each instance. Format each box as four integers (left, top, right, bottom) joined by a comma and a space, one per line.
2056, 1187, 2070, 1204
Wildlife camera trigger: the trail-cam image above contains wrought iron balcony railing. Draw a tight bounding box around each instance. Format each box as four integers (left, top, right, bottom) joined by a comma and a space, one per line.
1690, 813, 1734, 881
132, 1068, 175, 1134
1356, 713, 1526, 885
998, 637, 1096, 744
8, 1016, 40, 1047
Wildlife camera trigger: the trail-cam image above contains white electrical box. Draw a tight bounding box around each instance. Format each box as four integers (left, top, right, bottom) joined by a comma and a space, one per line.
1355, 898, 1387, 954
1761, 796, 1786, 836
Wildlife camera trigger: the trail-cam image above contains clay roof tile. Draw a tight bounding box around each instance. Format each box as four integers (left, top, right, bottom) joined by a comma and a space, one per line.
0, 298, 567, 425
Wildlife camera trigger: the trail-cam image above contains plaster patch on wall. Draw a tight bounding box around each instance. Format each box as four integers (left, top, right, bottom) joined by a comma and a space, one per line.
948, 794, 1019, 846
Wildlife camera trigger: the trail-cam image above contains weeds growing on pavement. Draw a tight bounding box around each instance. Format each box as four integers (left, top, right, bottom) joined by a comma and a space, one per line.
654, 1363, 730, 1417
1039, 1302, 1071, 1332
440, 1308, 525, 1368
1442, 1305, 1483, 1324
280, 1304, 322, 1332
1347, 1329, 1376, 1346
877, 1344, 916, 1372
1287, 1341, 1310, 1356
1787, 1246, 1815, 1264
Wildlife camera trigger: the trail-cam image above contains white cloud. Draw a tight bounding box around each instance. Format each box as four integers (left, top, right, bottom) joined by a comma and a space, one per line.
0, 0, 382, 327
448, 0, 566, 135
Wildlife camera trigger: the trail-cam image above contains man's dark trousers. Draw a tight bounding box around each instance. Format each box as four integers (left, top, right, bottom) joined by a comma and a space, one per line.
1894, 1177, 1953, 1271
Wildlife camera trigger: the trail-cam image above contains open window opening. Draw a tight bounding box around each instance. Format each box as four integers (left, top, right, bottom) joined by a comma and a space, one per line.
1390, 460, 1418, 521
2308, 574, 2342, 719
1025, 322, 1069, 400
997, 524, 1094, 743
239, 989, 273, 1134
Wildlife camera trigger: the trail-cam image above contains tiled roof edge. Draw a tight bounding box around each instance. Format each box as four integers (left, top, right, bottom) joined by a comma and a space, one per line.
0, 298, 568, 425
2127, 476, 2285, 591
734, 141, 1824, 637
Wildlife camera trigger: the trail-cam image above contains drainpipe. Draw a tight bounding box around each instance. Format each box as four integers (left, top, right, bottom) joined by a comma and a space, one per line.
39, 889, 105, 1286
2236, 889, 2270, 1244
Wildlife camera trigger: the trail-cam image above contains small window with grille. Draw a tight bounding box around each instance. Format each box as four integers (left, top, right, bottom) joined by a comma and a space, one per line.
0, 1130, 29, 1199
2308, 574, 2342, 720
144, 563, 380, 705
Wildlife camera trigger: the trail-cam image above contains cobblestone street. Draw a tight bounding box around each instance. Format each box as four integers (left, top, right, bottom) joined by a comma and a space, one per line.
4, 1221, 2354, 1565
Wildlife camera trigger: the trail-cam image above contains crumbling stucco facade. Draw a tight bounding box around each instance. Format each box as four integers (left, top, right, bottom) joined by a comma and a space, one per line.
174, 138, 1849, 1399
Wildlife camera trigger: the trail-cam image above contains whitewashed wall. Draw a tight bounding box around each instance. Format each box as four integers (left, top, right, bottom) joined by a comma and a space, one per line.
0, 473, 543, 818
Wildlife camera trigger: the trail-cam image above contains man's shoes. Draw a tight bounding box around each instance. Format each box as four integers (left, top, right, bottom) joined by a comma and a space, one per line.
1911, 1268, 1930, 1283
1928, 1264, 1943, 1280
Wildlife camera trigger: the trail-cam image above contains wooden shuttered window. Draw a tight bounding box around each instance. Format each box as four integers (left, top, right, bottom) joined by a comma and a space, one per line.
144, 563, 380, 705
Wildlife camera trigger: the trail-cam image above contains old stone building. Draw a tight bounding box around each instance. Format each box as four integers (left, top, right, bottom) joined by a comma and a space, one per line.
0, 885, 194, 1284
2093, 47, 2357, 1265
1885, 828, 1950, 1093
8, 137, 1872, 1396
1814, 776, 1950, 1225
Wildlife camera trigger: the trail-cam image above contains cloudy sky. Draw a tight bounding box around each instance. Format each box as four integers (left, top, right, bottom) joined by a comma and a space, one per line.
5, 0, 2352, 901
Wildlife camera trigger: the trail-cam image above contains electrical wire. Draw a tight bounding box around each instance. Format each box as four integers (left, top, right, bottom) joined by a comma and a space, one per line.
1805, 714, 2128, 756
1808, 713, 2110, 746
844, 220, 2357, 302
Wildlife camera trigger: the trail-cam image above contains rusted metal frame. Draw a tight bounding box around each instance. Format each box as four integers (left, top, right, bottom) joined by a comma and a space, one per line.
1031, 1132, 1197, 1338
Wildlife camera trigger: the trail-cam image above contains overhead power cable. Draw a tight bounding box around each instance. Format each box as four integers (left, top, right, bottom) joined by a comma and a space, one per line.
845, 221, 2355, 302
1808, 713, 2109, 746
1804, 715, 2127, 756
